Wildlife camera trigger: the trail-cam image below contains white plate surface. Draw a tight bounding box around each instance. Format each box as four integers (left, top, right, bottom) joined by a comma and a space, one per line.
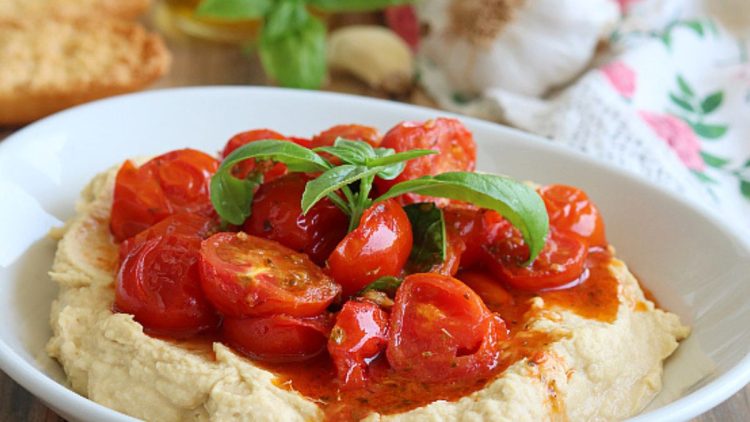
0, 87, 748, 422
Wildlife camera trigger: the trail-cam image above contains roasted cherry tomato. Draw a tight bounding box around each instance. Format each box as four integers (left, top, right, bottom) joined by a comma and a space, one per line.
110, 149, 219, 242
327, 200, 413, 297
482, 219, 588, 291
115, 213, 220, 338
418, 222, 465, 276
311, 124, 381, 148
374, 118, 476, 204
223, 314, 332, 362
539, 184, 607, 247
221, 129, 289, 181
328, 300, 389, 390
443, 205, 484, 269
243, 173, 348, 265
199, 232, 341, 318
385, 5, 420, 51
386, 273, 507, 382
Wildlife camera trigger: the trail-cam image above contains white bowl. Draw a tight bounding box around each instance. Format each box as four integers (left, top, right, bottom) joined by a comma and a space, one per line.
0, 87, 748, 422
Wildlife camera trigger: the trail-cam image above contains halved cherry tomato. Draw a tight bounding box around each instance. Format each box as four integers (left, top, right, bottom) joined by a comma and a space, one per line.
328, 300, 389, 390
110, 149, 218, 242
374, 118, 476, 204
223, 314, 332, 362
243, 173, 348, 265
386, 273, 507, 382
482, 219, 588, 291
539, 184, 607, 247
115, 213, 220, 338
199, 232, 341, 318
221, 129, 289, 181
458, 271, 514, 310
327, 200, 413, 297
311, 124, 381, 148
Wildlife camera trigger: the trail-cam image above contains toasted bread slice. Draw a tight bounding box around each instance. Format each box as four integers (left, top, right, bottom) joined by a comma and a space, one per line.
0, 18, 170, 126
0, 0, 151, 20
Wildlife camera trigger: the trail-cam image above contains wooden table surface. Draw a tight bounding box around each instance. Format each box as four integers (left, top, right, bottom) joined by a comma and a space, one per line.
0, 9, 748, 422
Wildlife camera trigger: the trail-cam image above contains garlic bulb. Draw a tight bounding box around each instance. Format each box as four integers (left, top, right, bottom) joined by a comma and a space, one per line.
416, 0, 619, 97
327, 25, 415, 95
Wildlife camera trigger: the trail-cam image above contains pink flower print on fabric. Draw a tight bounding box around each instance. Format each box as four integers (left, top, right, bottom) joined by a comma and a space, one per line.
639, 111, 705, 171
601, 61, 636, 99
615, 0, 641, 14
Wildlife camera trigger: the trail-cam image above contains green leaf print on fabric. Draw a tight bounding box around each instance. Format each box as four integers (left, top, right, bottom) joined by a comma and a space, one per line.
677, 75, 695, 97
670, 93, 695, 111
669, 75, 728, 142
700, 151, 730, 168
700, 92, 724, 114
690, 122, 728, 139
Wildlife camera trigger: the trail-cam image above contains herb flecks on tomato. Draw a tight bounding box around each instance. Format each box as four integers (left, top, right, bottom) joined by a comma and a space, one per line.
199, 232, 341, 318
111, 149, 218, 242
386, 273, 508, 382
115, 213, 220, 338
244, 173, 348, 265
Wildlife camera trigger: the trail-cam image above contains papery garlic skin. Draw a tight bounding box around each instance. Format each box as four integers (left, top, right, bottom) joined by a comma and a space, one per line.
417, 0, 619, 97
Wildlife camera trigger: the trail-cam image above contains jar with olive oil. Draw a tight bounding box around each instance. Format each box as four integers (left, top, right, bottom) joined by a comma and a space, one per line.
156, 0, 261, 43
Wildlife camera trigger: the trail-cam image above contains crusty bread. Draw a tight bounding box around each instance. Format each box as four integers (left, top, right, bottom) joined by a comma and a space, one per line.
0, 0, 151, 21
0, 18, 170, 126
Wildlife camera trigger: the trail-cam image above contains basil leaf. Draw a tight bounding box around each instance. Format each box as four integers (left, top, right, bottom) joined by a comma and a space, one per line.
314, 146, 366, 165
196, 0, 272, 19
366, 149, 436, 168
301, 164, 383, 213
314, 138, 375, 165
403, 203, 446, 272
373, 162, 406, 181
359, 276, 403, 295
259, 2, 326, 88
376, 172, 549, 264
309, 0, 414, 12
211, 140, 330, 224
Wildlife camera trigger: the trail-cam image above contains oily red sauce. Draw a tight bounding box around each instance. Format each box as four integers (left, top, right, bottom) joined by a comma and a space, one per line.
257, 247, 619, 421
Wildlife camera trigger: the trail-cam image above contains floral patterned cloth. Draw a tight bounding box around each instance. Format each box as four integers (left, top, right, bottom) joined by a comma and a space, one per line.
419, 0, 750, 239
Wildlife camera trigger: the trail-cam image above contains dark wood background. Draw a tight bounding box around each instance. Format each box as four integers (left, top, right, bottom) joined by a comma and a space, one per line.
1, 10, 747, 422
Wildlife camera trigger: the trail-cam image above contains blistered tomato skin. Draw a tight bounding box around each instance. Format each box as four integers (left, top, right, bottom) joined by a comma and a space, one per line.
199, 232, 341, 318
243, 173, 348, 265
327, 200, 413, 297
443, 205, 484, 269
115, 214, 220, 338
374, 118, 476, 204
328, 300, 389, 390
311, 124, 382, 148
386, 273, 507, 382
222, 314, 332, 363
481, 218, 589, 292
539, 184, 607, 247
221, 129, 289, 181
110, 149, 218, 242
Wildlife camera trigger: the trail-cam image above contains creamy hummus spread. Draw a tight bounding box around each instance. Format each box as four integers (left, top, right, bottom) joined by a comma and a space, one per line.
47, 167, 689, 421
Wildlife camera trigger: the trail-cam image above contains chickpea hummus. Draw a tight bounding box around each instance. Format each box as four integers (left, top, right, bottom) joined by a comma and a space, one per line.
47, 167, 689, 421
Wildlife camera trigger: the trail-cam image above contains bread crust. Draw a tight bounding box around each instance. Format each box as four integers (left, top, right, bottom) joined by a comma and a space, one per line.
0, 0, 151, 21
0, 18, 170, 126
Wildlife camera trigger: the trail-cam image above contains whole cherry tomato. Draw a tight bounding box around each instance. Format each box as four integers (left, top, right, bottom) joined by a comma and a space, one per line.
311, 124, 382, 148
199, 232, 341, 318
115, 213, 220, 338
538, 184, 607, 247
244, 173, 349, 265
110, 149, 218, 242
221, 129, 289, 181
443, 205, 484, 269
327, 200, 413, 297
481, 219, 588, 291
328, 300, 389, 390
374, 118, 476, 204
222, 313, 332, 362
386, 273, 507, 382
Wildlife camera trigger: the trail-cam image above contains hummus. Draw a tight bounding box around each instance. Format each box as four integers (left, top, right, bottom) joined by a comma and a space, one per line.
47, 166, 689, 421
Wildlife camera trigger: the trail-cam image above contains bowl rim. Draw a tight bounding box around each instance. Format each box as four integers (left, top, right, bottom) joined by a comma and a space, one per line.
0, 86, 748, 422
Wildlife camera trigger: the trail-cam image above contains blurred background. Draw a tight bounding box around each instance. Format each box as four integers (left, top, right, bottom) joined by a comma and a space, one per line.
0, 0, 749, 420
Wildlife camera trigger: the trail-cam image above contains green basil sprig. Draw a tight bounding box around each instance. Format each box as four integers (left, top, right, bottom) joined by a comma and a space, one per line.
376, 172, 549, 264
359, 276, 403, 296
196, 0, 417, 88
210, 137, 549, 263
